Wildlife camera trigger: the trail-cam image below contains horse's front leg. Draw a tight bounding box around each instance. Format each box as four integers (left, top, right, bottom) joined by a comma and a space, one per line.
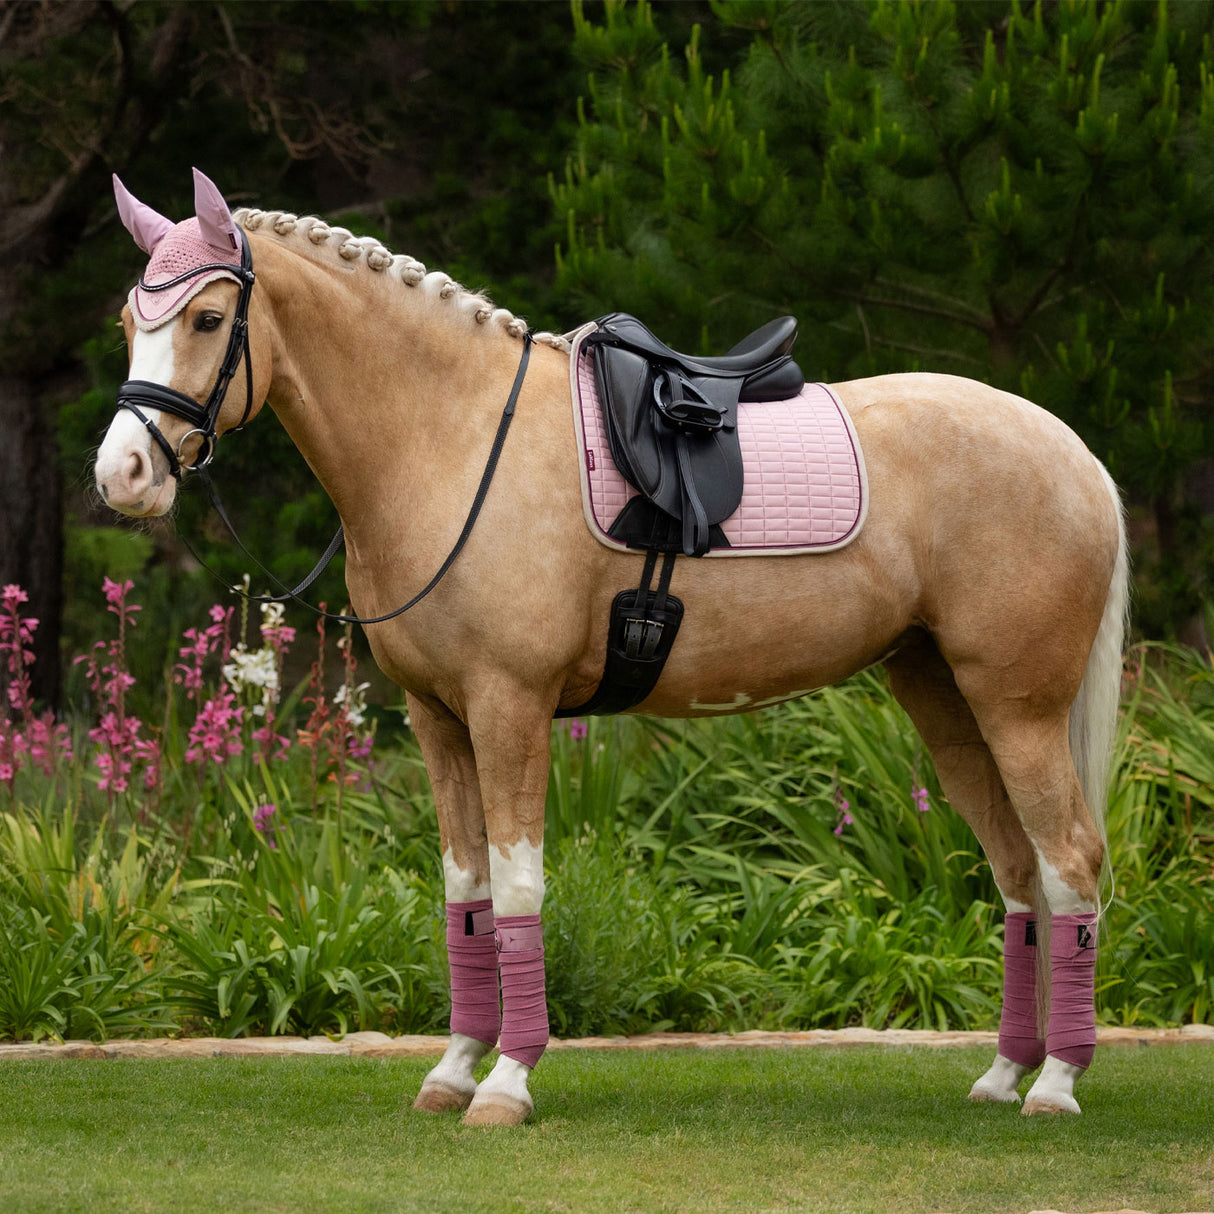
459, 690, 553, 1128
408, 694, 500, 1114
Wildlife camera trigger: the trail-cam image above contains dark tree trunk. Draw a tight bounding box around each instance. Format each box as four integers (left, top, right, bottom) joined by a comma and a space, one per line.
0, 371, 63, 705
0, 2, 194, 707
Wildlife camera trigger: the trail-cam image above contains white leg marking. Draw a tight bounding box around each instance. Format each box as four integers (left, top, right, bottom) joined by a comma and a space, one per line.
415, 1032, 494, 1112
1022, 1055, 1084, 1115
463, 1055, 534, 1127
488, 840, 544, 916
1033, 850, 1096, 915
688, 692, 752, 712
969, 1054, 1033, 1104
442, 848, 491, 903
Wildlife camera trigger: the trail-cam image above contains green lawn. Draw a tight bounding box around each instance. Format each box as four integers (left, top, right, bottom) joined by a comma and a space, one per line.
1, 1046, 1211, 1213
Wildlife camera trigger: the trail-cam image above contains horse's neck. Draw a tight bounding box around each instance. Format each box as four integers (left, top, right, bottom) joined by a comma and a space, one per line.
256, 240, 523, 561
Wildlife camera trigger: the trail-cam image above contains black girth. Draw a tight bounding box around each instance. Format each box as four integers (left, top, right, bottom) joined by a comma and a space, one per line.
115, 228, 257, 480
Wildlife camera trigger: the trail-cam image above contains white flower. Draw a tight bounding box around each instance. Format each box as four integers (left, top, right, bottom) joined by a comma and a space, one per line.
333, 680, 371, 727
222, 644, 280, 715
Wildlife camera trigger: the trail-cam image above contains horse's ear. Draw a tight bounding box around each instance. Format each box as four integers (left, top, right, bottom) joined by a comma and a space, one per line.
192, 167, 240, 253
113, 174, 174, 255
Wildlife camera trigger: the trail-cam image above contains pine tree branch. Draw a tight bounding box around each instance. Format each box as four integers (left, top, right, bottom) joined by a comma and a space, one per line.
826, 321, 986, 368
833, 289, 993, 336
872, 276, 990, 325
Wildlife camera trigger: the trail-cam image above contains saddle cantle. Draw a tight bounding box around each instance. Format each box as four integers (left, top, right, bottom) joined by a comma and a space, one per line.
584, 312, 805, 556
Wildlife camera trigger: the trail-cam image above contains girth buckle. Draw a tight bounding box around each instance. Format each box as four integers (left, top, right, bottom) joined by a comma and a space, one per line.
622, 614, 664, 661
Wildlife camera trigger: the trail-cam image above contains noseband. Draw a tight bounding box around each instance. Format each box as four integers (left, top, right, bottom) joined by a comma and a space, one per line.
115, 228, 256, 480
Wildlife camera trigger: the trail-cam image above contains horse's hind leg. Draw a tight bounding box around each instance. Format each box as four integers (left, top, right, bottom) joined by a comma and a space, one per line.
886, 637, 1045, 1105
951, 668, 1105, 1116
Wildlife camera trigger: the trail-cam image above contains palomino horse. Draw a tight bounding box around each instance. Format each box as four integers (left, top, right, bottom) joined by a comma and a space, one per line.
96, 171, 1127, 1126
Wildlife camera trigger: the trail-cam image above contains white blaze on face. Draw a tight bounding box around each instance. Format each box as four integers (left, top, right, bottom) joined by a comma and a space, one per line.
95, 325, 176, 511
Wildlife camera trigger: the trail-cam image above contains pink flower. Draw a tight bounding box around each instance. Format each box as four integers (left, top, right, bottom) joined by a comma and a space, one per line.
913, 786, 931, 813
569, 719, 588, 741
253, 802, 280, 848
185, 691, 244, 766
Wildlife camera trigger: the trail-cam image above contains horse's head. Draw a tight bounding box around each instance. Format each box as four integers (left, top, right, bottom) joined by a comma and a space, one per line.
96, 168, 269, 516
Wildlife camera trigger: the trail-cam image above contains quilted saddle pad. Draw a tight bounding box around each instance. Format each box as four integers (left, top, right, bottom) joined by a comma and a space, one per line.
567, 325, 868, 557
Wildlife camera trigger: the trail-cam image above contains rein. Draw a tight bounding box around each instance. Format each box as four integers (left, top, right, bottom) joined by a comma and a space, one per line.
115, 227, 533, 626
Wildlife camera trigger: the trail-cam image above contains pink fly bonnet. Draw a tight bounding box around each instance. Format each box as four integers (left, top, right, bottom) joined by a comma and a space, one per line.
114, 168, 244, 331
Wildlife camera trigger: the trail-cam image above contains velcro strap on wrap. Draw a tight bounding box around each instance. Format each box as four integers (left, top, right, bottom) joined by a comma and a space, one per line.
496, 920, 544, 952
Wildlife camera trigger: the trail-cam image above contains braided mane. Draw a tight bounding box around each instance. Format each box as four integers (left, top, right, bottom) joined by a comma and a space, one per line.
235, 208, 571, 353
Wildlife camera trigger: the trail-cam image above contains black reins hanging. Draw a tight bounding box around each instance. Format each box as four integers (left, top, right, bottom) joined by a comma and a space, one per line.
113, 226, 533, 626
192, 335, 532, 626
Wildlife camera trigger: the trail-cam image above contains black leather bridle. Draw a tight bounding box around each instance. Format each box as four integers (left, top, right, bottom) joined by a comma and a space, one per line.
112, 226, 532, 626
116, 229, 257, 480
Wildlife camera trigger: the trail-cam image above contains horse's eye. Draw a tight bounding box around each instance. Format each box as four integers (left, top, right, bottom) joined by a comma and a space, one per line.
194, 313, 223, 333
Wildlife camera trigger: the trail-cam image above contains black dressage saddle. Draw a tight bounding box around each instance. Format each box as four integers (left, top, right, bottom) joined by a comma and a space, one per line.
584, 312, 805, 557
555, 312, 807, 720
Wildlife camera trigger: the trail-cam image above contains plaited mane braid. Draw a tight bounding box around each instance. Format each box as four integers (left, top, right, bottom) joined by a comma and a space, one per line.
234, 208, 571, 353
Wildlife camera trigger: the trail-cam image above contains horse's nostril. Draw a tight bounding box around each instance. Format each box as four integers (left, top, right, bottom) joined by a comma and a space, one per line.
125, 448, 150, 490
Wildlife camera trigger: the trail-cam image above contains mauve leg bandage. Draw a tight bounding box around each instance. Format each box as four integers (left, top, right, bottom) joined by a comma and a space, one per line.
446, 899, 500, 1046
1046, 911, 1098, 1069
496, 913, 549, 1068
998, 911, 1046, 1069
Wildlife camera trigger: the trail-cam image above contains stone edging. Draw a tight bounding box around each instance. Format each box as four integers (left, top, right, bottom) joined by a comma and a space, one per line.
1, 1023, 1211, 1062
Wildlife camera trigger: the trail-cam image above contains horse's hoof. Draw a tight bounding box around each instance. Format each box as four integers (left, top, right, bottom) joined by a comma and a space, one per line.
1022, 1093, 1081, 1116
968, 1078, 1022, 1104
461, 1093, 532, 1127
413, 1081, 474, 1113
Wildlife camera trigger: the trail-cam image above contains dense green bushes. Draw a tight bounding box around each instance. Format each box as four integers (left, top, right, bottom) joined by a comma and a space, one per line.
1, 577, 1210, 1041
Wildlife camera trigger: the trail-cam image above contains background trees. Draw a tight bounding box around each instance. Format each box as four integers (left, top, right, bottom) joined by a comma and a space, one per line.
3, 0, 1211, 704
2, 0, 587, 703
556, 0, 1214, 641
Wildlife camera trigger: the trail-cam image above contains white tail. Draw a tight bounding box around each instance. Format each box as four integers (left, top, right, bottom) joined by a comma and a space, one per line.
1067, 459, 1130, 914
1034, 460, 1129, 1029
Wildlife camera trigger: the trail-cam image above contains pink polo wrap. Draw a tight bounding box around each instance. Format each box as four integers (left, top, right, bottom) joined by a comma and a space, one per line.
495, 913, 549, 1068
1046, 911, 1098, 1069
445, 899, 500, 1046
998, 912, 1046, 1069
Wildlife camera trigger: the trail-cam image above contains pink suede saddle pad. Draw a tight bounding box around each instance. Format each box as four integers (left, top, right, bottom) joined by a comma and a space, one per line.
568, 328, 868, 557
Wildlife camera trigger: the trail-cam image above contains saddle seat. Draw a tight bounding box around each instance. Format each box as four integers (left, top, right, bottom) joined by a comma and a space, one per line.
597, 312, 800, 380
585, 312, 806, 557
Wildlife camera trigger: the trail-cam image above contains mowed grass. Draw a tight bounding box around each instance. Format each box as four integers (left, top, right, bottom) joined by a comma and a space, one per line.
1, 1046, 1212, 1214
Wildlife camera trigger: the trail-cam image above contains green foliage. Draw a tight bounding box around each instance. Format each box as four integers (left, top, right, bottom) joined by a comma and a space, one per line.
2, 635, 1211, 1040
